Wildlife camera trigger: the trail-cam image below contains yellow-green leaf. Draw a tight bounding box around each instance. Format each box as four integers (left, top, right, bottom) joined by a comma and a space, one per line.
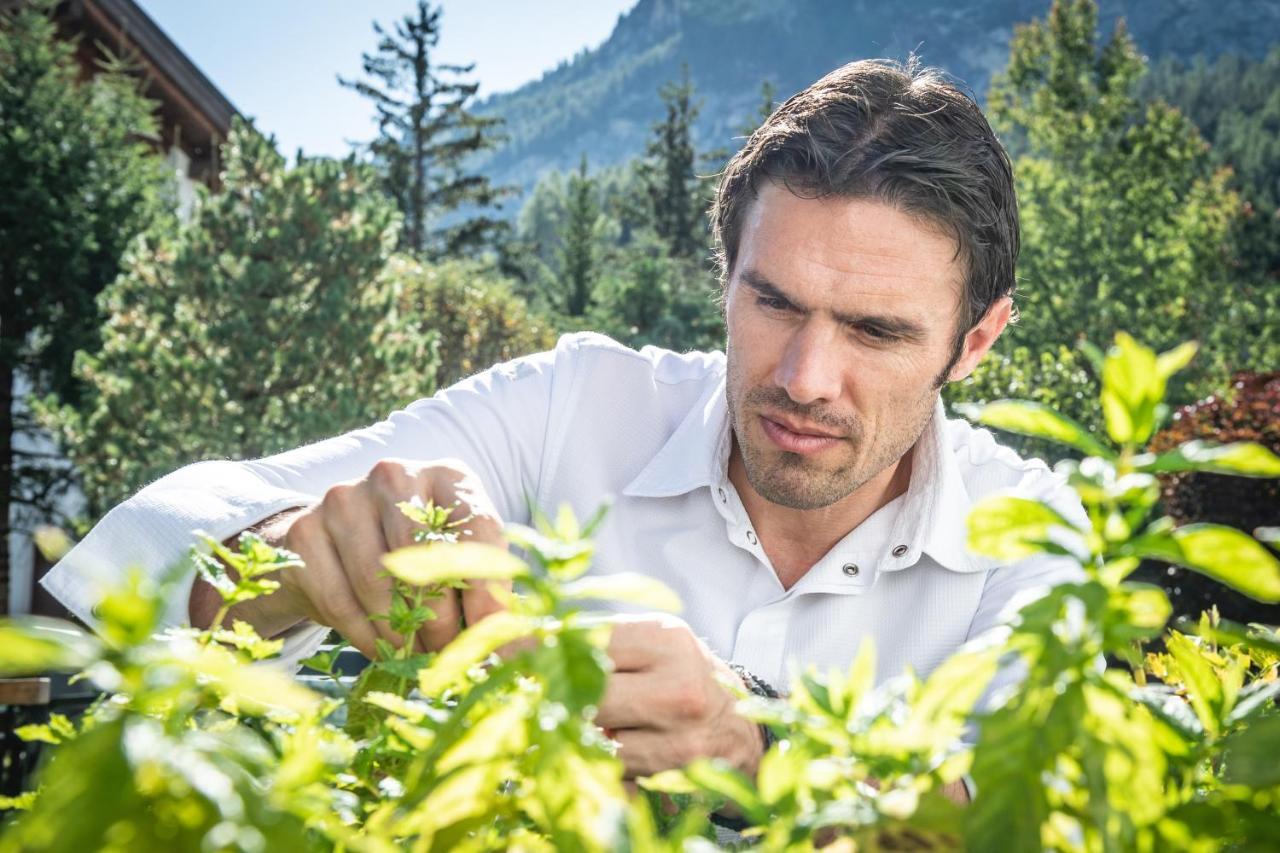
957, 400, 1112, 459
0, 618, 102, 676
382, 541, 527, 587
187, 642, 323, 719
418, 611, 537, 697
560, 572, 683, 613
1138, 440, 1280, 478
1170, 525, 1280, 603
967, 496, 1082, 561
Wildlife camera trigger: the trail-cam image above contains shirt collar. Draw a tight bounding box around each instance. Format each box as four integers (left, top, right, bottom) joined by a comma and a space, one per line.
622, 382, 995, 575
880, 398, 997, 574
623, 374, 729, 498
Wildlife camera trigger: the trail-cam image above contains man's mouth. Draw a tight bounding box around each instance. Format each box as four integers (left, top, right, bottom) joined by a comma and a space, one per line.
759, 414, 845, 456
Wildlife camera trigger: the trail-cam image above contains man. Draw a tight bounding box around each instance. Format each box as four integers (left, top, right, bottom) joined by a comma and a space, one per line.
42, 59, 1084, 801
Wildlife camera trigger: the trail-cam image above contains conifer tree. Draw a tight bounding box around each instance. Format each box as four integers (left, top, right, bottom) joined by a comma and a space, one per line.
37, 122, 432, 516
0, 0, 168, 606
559, 155, 600, 317
340, 1, 510, 260
987, 0, 1252, 403
642, 64, 705, 260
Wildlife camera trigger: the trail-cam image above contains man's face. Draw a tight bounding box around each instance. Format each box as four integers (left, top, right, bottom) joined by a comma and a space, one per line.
724, 185, 970, 510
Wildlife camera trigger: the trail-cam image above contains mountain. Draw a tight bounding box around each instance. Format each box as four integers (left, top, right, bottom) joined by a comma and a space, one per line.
472, 0, 1280, 205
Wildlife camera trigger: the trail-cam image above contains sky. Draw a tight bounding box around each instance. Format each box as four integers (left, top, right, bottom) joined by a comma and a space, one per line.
135, 1, 638, 159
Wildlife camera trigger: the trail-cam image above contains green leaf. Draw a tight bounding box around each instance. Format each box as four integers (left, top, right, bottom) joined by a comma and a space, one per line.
912, 645, 1001, 726
637, 768, 698, 795
1100, 333, 1180, 447
1164, 632, 1224, 736
955, 400, 1112, 458
1105, 584, 1172, 644
418, 611, 537, 697
187, 642, 324, 719
1128, 525, 1280, 603
299, 643, 346, 675
0, 617, 102, 676
1222, 716, 1280, 786
682, 759, 767, 824
560, 572, 683, 612
967, 495, 1083, 561
543, 625, 611, 709
1137, 441, 1280, 478
1226, 679, 1280, 726
1155, 341, 1198, 382
553, 502, 581, 540
382, 541, 527, 587
1177, 616, 1280, 656
1128, 685, 1203, 741
210, 620, 284, 660
1127, 526, 1280, 601
16, 713, 76, 745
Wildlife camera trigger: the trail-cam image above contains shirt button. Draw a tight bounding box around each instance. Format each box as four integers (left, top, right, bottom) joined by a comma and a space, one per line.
718, 487, 728, 503
892, 544, 909, 557
842, 563, 859, 577
745, 530, 758, 545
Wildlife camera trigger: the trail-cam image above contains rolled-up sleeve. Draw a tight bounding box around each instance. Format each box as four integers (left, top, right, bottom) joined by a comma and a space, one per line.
41, 340, 563, 667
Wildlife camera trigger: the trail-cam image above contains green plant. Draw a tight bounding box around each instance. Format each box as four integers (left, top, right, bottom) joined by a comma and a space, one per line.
4, 333, 1279, 851
34, 122, 435, 518
1138, 371, 1280, 626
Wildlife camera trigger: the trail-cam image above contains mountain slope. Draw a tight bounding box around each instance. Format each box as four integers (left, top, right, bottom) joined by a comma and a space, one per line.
474, 0, 1280, 202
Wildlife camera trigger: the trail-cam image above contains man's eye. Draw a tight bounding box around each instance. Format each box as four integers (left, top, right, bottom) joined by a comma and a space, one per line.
855, 324, 896, 342
756, 295, 792, 312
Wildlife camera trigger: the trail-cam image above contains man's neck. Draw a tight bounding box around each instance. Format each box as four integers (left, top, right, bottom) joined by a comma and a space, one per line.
727, 441, 914, 590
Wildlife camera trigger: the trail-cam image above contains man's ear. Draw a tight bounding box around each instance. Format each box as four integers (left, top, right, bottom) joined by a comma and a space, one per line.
947, 296, 1013, 383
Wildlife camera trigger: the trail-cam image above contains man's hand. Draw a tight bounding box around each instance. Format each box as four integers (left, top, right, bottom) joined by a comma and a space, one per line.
596, 614, 765, 780
188, 458, 508, 659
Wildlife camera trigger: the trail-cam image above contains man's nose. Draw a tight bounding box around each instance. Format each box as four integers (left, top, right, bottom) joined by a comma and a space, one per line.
773, 320, 843, 405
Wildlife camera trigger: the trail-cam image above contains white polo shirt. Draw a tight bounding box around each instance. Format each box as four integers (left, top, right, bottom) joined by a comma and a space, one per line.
42, 331, 1086, 696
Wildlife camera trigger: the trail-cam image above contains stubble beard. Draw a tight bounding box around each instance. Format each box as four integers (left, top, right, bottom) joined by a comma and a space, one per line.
725, 371, 938, 512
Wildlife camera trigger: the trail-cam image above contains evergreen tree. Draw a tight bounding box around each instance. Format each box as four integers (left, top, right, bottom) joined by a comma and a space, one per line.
986, 0, 1255, 405
36, 123, 435, 516
559, 155, 601, 317
0, 0, 169, 607
641, 64, 706, 260
340, 1, 510, 260
1141, 48, 1280, 284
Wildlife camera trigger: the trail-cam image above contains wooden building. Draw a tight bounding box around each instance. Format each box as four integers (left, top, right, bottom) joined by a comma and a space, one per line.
4, 0, 240, 615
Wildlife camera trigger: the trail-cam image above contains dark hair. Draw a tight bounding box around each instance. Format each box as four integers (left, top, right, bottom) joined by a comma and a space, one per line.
711, 58, 1020, 351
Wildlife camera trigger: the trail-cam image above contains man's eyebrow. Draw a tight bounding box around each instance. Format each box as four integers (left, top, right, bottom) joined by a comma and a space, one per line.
739, 269, 930, 340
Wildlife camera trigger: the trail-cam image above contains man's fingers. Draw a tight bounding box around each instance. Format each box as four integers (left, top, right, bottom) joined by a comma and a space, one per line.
293, 530, 382, 660
604, 617, 671, 671
460, 578, 510, 629
323, 489, 402, 650
596, 671, 657, 730
414, 588, 464, 652
612, 728, 686, 779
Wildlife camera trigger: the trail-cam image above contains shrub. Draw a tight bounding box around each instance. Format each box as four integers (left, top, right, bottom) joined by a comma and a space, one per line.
385, 257, 559, 389
3, 333, 1278, 850
1137, 371, 1280, 626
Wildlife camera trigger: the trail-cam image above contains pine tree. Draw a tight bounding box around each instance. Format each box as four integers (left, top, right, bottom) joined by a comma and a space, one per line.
0, 0, 169, 608
559, 155, 600, 317
340, 1, 510, 260
642, 64, 706, 260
